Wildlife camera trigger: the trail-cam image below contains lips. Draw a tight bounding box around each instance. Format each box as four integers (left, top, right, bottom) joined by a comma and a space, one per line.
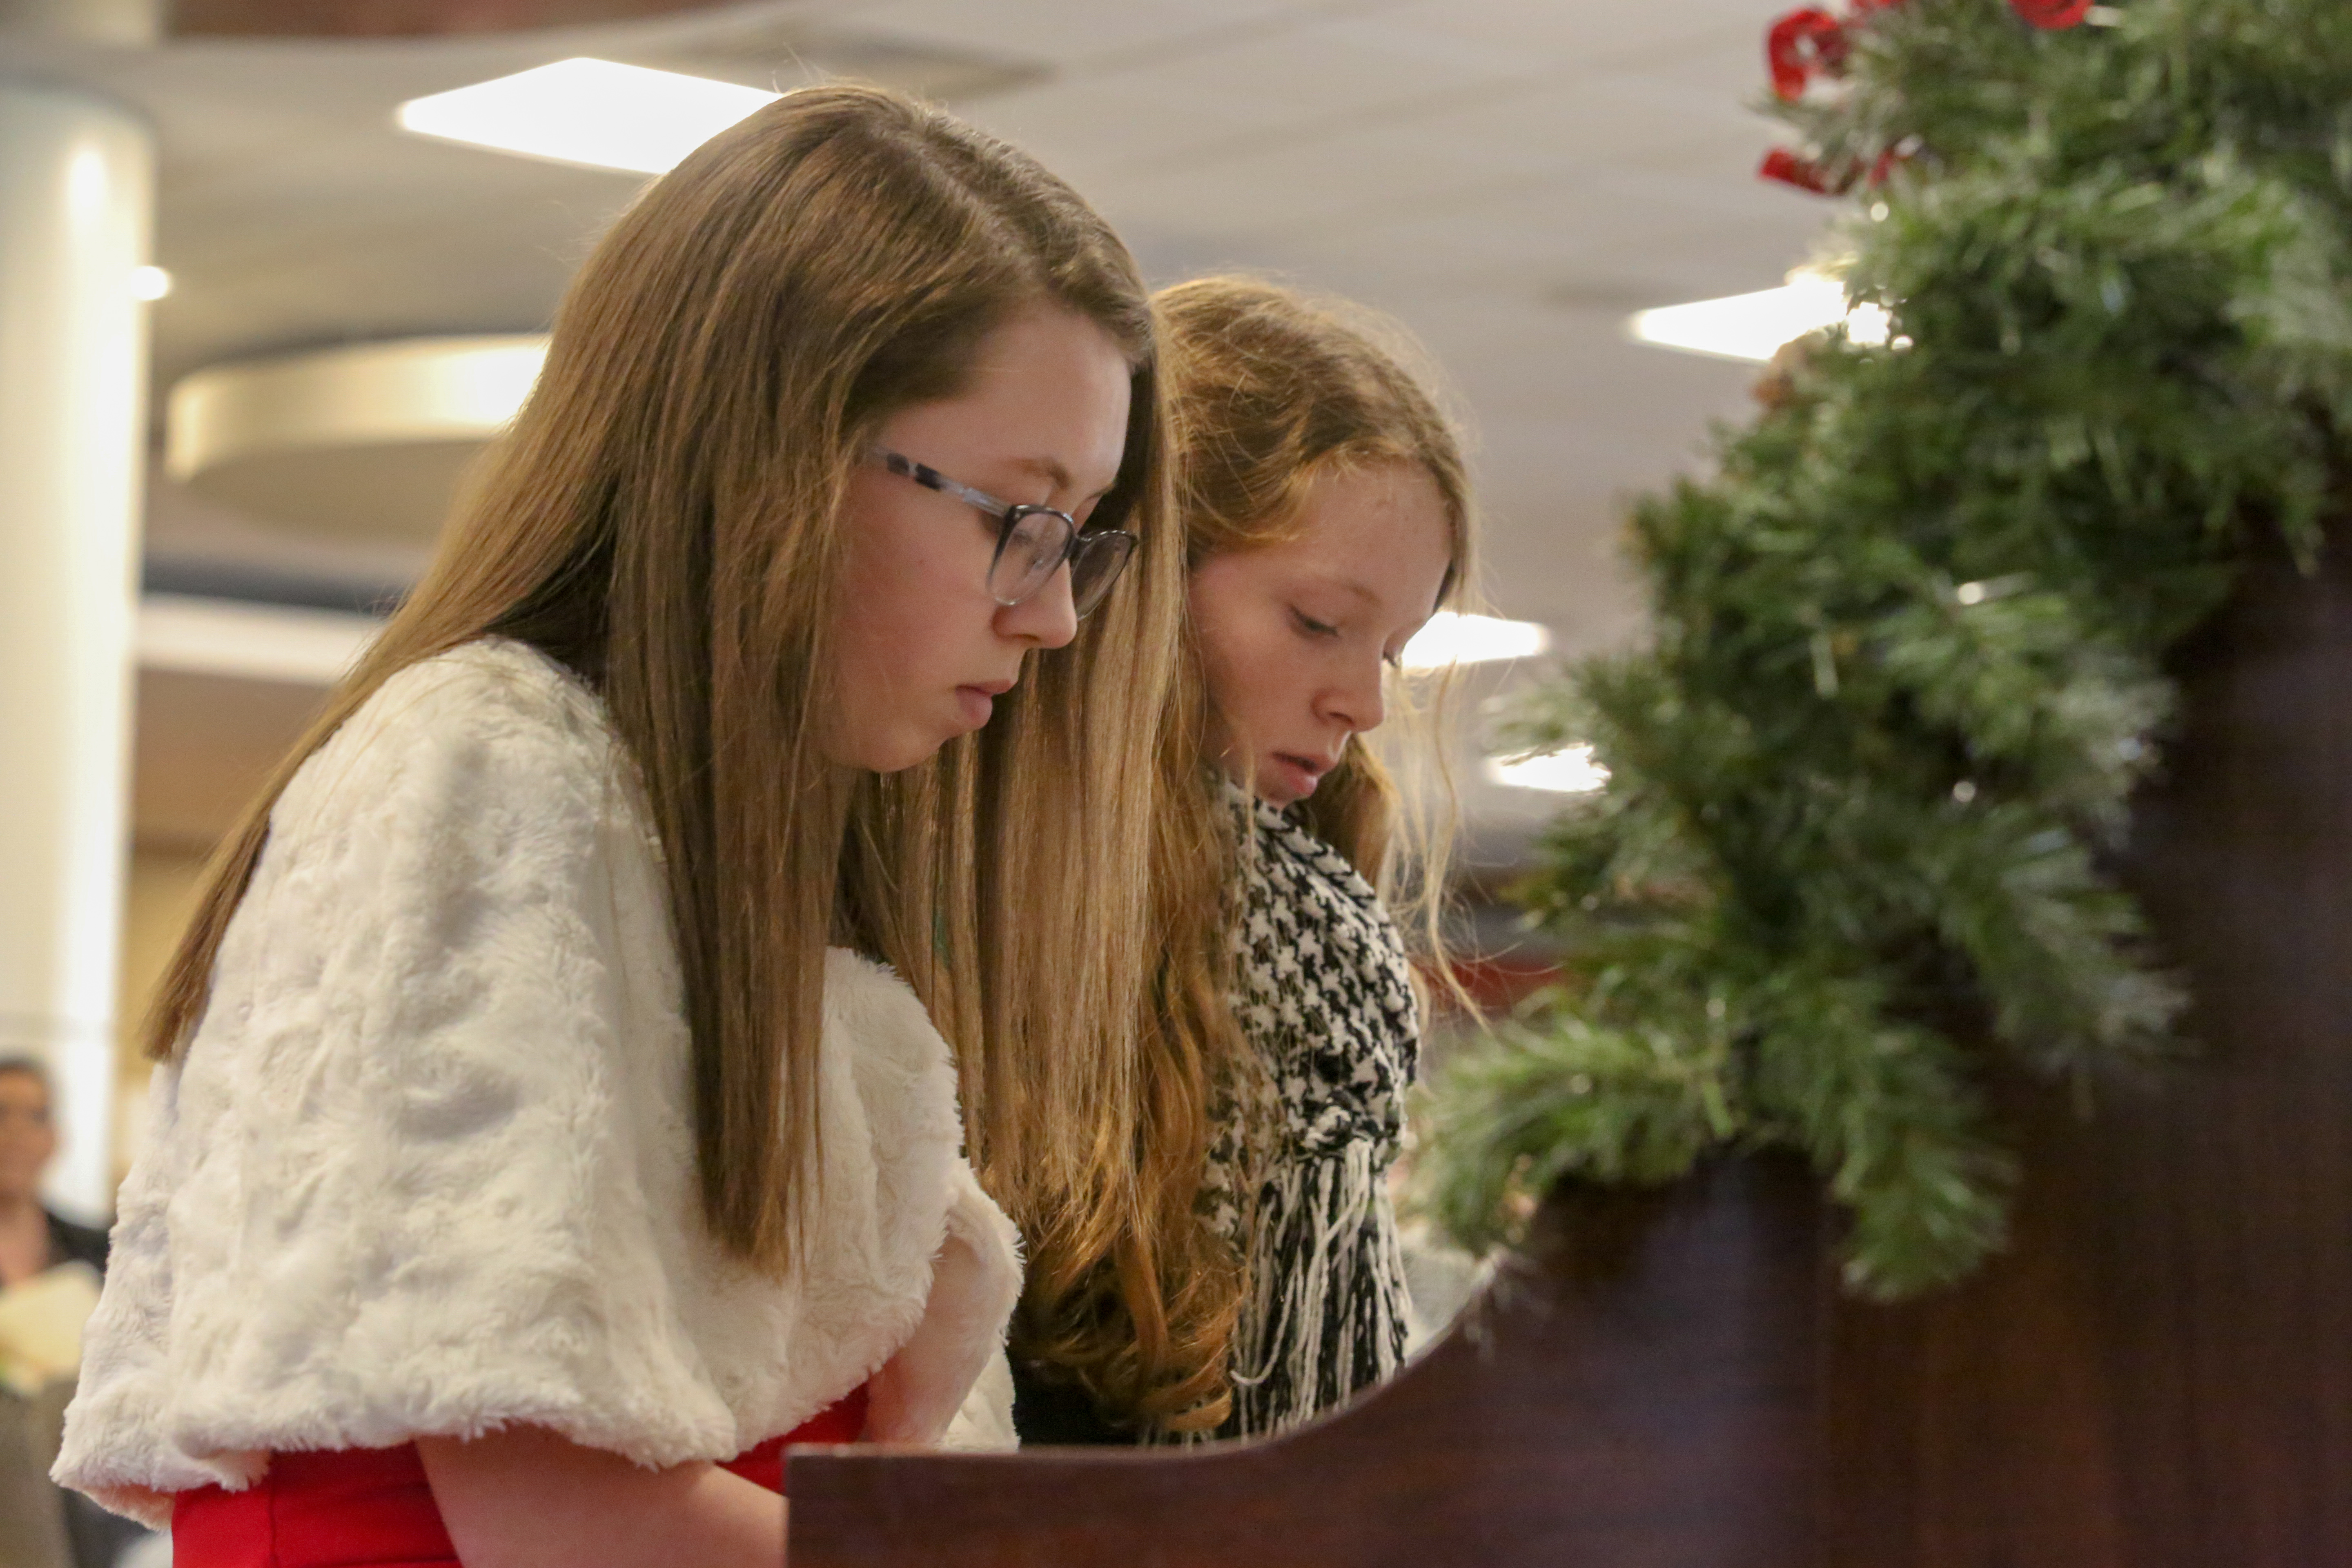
954, 676, 1018, 729
1269, 752, 1335, 799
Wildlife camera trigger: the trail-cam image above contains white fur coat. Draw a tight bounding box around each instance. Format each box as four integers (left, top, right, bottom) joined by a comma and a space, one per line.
54, 639, 1021, 1527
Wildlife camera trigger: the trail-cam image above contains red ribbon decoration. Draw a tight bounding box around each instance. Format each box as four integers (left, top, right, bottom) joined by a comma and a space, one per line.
1760, 147, 1856, 196
2009, 0, 2093, 27
1760, 0, 2090, 197
1766, 7, 1851, 101
1758, 140, 1908, 198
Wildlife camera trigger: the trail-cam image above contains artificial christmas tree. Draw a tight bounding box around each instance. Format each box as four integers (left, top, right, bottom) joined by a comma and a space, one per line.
1425, 0, 2352, 1299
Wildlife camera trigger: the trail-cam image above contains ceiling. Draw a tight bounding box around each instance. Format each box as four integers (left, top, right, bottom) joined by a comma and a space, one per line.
8, 0, 1840, 860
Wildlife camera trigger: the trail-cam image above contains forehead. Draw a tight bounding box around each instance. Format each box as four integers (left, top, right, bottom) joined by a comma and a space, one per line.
1261, 461, 1454, 605
1295, 459, 1449, 544
0, 1070, 48, 1105
880, 304, 1133, 486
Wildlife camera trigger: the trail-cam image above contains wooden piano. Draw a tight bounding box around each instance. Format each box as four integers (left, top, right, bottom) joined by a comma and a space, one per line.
791, 537, 2352, 1566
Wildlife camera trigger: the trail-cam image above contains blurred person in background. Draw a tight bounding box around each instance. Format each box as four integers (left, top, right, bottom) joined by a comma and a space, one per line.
0, 1058, 105, 1292
0, 1057, 140, 1568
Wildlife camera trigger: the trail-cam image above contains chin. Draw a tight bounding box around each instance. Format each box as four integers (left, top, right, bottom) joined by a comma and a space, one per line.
866, 744, 945, 775
884, 722, 973, 774
1256, 777, 1309, 808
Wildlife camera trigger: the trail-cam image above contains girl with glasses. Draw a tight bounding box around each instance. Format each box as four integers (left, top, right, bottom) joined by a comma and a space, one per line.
56, 85, 1180, 1568
1009, 277, 1478, 1443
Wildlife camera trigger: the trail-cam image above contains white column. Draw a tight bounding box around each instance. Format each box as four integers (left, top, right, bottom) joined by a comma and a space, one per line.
0, 78, 154, 1223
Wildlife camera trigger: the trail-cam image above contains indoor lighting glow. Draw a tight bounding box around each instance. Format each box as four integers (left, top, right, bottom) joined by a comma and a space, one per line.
131, 265, 172, 301
1487, 745, 1609, 795
1628, 269, 1893, 364
1399, 612, 1551, 670
396, 59, 781, 175
138, 595, 381, 687
167, 336, 550, 486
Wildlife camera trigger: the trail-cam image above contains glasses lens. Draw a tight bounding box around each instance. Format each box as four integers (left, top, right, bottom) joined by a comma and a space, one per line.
987, 507, 1076, 606
1069, 530, 1137, 618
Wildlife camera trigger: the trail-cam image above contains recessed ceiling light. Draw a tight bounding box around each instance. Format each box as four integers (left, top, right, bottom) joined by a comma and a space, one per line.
132, 265, 171, 301
1628, 269, 1893, 364
1487, 745, 1608, 795
1399, 612, 1551, 671
396, 58, 781, 176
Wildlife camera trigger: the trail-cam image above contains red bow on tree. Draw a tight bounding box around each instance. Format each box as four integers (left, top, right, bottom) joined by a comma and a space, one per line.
1759, 147, 1845, 194
1760, 0, 2094, 194
1759, 143, 1908, 198
1767, 7, 1849, 100
2009, 0, 2093, 27
1769, 0, 2091, 96
1766, 0, 1912, 102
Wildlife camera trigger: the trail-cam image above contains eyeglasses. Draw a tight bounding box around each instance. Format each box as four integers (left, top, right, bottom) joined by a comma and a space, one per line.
871, 448, 1137, 619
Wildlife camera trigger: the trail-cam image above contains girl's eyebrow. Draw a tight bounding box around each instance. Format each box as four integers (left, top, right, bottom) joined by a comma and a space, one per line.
1307, 574, 1385, 608
1009, 454, 1118, 502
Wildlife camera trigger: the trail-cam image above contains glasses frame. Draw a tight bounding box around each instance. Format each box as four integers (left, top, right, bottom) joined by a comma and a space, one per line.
870, 448, 1135, 619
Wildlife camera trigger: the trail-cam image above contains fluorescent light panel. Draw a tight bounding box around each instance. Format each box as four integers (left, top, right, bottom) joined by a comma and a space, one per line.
1487, 745, 1608, 795
139, 595, 381, 687
397, 59, 780, 175
1400, 612, 1550, 671
1628, 271, 1892, 365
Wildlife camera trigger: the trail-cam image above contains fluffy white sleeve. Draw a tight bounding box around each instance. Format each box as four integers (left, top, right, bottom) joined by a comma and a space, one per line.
56, 645, 739, 1521
938, 1349, 1019, 1452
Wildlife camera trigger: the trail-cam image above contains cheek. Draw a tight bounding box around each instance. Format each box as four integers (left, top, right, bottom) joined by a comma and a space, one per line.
842, 541, 945, 660
827, 492, 1004, 761
1194, 603, 1299, 748
839, 492, 985, 653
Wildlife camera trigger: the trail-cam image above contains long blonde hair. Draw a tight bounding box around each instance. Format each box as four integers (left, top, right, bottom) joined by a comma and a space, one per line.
1019, 276, 1479, 1432
144, 85, 1182, 1280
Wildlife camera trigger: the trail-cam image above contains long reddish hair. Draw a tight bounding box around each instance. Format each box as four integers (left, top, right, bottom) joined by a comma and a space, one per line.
1018, 276, 1478, 1432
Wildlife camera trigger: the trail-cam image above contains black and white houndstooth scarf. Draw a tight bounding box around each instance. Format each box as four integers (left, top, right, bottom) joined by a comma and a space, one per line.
1196, 789, 1421, 1440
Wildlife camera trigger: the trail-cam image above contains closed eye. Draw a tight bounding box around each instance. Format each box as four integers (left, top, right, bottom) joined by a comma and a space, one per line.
1291, 608, 1340, 639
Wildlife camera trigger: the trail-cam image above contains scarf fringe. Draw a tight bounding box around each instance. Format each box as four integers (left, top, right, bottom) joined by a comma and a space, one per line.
1219, 1140, 1410, 1439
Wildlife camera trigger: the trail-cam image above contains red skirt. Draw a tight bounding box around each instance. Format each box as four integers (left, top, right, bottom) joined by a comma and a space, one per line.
171, 1386, 867, 1568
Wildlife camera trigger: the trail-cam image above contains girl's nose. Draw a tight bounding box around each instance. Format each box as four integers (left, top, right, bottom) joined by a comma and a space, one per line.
998, 563, 1079, 649
1323, 655, 1387, 735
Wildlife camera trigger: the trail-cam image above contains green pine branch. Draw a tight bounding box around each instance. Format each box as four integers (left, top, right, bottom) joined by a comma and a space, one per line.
1418, 0, 2352, 1297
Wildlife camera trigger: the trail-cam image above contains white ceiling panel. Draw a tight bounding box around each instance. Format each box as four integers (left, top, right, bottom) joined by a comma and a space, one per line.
1618, 13, 1794, 98
1239, 187, 1790, 310
834, 0, 1342, 69
963, 12, 1540, 183
963, 75, 1260, 179
1369, 0, 1774, 74
1087, 76, 1763, 252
